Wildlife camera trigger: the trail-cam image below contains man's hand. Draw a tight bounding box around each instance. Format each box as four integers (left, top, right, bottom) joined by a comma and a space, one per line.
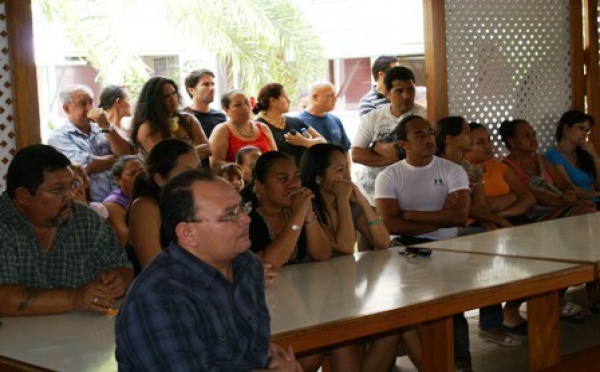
267, 343, 302, 371
98, 269, 128, 298
71, 279, 115, 314
87, 108, 111, 130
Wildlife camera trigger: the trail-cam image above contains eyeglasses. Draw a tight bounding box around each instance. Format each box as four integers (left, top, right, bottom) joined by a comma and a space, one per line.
188, 201, 252, 224
37, 180, 82, 197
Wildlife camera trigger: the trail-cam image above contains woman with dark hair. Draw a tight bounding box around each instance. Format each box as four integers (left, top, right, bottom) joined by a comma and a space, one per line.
97, 85, 133, 141
103, 155, 145, 246
435, 116, 512, 231
130, 77, 211, 161
253, 83, 325, 164
545, 110, 600, 205
209, 90, 277, 169
299, 143, 389, 254
249, 151, 331, 268
127, 138, 200, 274
500, 119, 596, 219
299, 143, 406, 371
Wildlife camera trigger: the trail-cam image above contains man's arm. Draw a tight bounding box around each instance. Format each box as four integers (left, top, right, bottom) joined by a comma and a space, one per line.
376, 197, 439, 236
85, 154, 117, 175
0, 281, 114, 316
402, 189, 471, 227
351, 146, 398, 167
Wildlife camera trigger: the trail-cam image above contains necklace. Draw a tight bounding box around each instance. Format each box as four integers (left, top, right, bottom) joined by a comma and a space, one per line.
260, 112, 286, 130
232, 121, 255, 139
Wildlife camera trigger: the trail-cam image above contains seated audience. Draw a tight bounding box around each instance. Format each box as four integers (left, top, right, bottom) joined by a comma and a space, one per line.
545, 110, 600, 206
98, 85, 134, 142
358, 56, 399, 117
103, 155, 145, 246
215, 162, 245, 193
500, 119, 596, 219
130, 77, 211, 161
436, 116, 513, 232
209, 90, 277, 169
127, 139, 200, 275
465, 123, 536, 225
375, 115, 472, 371
115, 169, 300, 371
69, 164, 109, 219
254, 82, 325, 164
49, 84, 132, 202
0, 144, 132, 316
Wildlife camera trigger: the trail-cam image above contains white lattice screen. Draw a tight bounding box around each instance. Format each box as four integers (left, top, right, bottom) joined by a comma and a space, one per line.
0, 0, 16, 192
445, 0, 572, 156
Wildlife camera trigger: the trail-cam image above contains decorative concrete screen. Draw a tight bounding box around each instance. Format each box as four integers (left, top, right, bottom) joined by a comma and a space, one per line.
445, 0, 572, 156
0, 0, 16, 192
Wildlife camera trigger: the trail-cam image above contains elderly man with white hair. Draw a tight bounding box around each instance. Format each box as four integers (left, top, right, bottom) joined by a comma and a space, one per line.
296, 81, 351, 152
48, 84, 132, 202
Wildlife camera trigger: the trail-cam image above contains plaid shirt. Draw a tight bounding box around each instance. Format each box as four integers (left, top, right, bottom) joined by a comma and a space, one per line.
115, 243, 270, 372
48, 121, 117, 202
0, 193, 131, 288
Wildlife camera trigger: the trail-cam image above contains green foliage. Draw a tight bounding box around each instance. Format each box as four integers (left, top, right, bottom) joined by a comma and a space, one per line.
33, 0, 325, 102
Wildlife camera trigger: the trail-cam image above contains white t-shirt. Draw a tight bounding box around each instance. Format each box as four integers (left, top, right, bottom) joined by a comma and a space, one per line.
353, 103, 427, 205
375, 156, 469, 240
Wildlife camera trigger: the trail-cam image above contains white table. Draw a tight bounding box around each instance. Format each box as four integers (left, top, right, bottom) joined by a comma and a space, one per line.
0, 311, 116, 372
0, 249, 592, 372
267, 248, 592, 371
415, 213, 600, 273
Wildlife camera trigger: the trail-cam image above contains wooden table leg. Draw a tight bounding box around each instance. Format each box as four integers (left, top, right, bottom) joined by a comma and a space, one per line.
528, 291, 560, 371
421, 316, 453, 372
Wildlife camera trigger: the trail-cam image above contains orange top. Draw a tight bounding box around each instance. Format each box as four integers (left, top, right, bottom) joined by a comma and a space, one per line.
483, 159, 510, 197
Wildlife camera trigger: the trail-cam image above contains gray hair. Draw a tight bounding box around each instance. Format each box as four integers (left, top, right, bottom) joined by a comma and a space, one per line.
60, 84, 94, 105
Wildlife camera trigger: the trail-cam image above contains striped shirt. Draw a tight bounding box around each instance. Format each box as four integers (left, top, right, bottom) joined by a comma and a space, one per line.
358, 86, 389, 117
0, 193, 130, 288
116, 243, 270, 371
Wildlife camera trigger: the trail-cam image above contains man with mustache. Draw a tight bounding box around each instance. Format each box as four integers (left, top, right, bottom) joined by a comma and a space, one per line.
116, 169, 300, 371
374, 115, 472, 372
0, 144, 133, 316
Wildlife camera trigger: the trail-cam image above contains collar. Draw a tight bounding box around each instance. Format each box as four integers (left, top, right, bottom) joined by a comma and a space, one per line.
166, 242, 254, 288
64, 121, 101, 137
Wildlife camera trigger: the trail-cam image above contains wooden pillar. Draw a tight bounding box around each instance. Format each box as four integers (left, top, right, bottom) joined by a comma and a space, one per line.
571, 0, 585, 111
423, 0, 448, 124
584, 0, 600, 152
6, 0, 41, 149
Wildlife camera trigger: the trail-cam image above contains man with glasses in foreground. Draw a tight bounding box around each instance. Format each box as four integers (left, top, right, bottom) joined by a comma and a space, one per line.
0, 144, 132, 316
116, 168, 300, 371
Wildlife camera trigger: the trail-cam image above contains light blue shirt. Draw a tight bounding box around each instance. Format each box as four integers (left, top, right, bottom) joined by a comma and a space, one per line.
48, 121, 116, 202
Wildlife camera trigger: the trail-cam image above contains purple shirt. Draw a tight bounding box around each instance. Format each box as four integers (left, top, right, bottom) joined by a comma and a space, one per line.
103, 188, 131, 209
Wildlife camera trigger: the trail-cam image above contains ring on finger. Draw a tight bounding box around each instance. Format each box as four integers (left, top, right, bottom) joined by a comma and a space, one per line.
93, 297, 98, 304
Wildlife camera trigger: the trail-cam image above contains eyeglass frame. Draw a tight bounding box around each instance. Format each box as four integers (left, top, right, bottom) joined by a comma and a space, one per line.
36, 180, 82, 197
187, 201, 252, 224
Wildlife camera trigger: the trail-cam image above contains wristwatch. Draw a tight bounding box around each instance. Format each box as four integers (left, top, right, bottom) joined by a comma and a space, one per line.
368, 140, 377, 153
100, 125, 115, 134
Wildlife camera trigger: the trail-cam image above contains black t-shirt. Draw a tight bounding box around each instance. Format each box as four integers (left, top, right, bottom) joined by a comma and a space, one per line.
255, 116, 310, 165
249, 207, 308, 265
183, 107, 227, 138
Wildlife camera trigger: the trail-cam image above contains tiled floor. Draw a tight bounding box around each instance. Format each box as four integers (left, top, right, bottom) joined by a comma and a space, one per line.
394, 285, 600, 371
